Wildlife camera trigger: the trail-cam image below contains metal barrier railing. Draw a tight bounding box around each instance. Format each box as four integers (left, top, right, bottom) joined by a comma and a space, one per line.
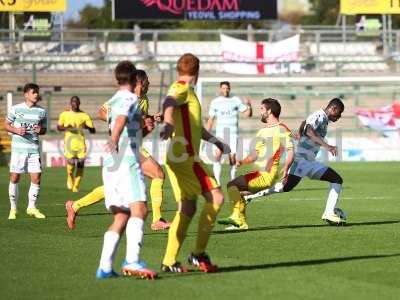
0, 27, 398, 57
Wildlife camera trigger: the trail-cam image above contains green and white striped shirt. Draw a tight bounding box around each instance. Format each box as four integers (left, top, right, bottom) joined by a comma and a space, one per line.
296, 109, 328, 161
6, 102, 47, 154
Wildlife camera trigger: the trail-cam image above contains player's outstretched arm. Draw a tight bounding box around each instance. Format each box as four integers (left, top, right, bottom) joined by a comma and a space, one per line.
201, 127, 230, 154
237, 151, 257, 166
160, 96, 176, 140
305, 125, 337, 156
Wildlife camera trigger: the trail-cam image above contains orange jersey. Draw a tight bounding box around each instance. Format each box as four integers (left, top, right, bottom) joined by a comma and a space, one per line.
254, 123, 294, 175
166, 80, 202, 161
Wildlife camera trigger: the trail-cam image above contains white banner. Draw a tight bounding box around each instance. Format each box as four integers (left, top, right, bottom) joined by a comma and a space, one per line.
220, 34, 301, 75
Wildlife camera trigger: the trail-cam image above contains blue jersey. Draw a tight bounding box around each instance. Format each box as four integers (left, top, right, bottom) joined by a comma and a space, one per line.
208, 95, 248, 137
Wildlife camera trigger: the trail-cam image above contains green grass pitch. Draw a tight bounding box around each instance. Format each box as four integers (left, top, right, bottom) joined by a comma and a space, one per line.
1, 162, 399, 300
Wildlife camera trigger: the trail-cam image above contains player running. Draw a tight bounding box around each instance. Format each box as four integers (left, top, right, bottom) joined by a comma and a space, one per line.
96, 61, 157, 279
57, 96, 96, 192
65, 70, 170, 231
218, 98, 294, 230
160, 53, 229, 273
245, 98, 346, 225
5, 83, 47, 220
205, 81, 252, 184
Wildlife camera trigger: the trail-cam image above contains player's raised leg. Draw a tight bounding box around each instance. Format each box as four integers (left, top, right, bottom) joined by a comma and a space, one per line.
244, 174, 302, 203
140, 153, 170, 231
65, 185, 105, 229
218, 175, 251, 230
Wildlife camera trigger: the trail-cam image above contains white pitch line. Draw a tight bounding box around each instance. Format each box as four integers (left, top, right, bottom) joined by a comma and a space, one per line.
251, 196, 396, 203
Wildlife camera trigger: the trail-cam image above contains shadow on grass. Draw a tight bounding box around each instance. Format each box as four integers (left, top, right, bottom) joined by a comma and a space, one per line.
160, 253, 400, 279
46, 212, 111, 218
217, 253, 400, 273
213, 219, 400, 235
47, 208, 177, 219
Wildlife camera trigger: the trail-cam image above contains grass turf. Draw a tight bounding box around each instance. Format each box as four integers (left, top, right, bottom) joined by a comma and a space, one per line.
0, 162, 399, 300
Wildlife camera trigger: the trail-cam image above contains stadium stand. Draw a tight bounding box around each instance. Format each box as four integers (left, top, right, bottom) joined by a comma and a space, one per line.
0, 34, 391, 73
308, 42, 388, 72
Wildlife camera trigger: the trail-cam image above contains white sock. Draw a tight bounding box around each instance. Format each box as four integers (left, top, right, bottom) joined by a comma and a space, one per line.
229, 165, 237, 180
28, 183, 40, 209
9, 182, 19, 210
125, 217, 144, 264
99, 231, 120, 272
324, 183, 342, 214
263, 182, 284, 196
273, 182, 284, 193
213, 162, 222, 185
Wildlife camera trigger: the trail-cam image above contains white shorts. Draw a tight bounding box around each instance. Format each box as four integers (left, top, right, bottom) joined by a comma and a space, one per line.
102, 161, 146, 212
289, 159, 328, 180
10, 152, 42, 174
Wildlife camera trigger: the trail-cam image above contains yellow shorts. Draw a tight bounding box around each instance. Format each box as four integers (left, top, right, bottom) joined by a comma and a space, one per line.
244, 170, 277, 194
64, 146, 86, 160
166, 159, 219, 201
64, 138, 86, 160
140, 147, 151, 159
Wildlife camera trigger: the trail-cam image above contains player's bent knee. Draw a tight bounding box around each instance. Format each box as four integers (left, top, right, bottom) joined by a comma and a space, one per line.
130, 202, 148, 219
10, 173, 20, 183
333, 175, 343, 185
282, 185, 292, 192
180, 200, 197, 218
212, 189, 224, 206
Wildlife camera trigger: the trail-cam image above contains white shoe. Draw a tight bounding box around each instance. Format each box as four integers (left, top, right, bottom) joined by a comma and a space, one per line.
322, 212, 345, 225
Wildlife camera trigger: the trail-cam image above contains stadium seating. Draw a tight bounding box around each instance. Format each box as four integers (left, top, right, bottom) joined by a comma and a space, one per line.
308, 42, 388, 72
0, 40, 391, 73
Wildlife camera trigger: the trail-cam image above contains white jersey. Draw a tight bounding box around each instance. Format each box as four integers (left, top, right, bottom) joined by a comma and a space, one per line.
6, 102, 47, 154
208, 95, 248, 137
103, 90, 142, 167
102, 89, 146, 209
296, 109, 329, 161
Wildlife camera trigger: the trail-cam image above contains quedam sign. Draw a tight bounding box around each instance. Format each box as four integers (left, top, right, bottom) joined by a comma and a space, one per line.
113, 0, 277, 20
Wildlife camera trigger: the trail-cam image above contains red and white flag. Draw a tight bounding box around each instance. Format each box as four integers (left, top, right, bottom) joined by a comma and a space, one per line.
355, 102, 400, 138
220, 34, 301, 75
